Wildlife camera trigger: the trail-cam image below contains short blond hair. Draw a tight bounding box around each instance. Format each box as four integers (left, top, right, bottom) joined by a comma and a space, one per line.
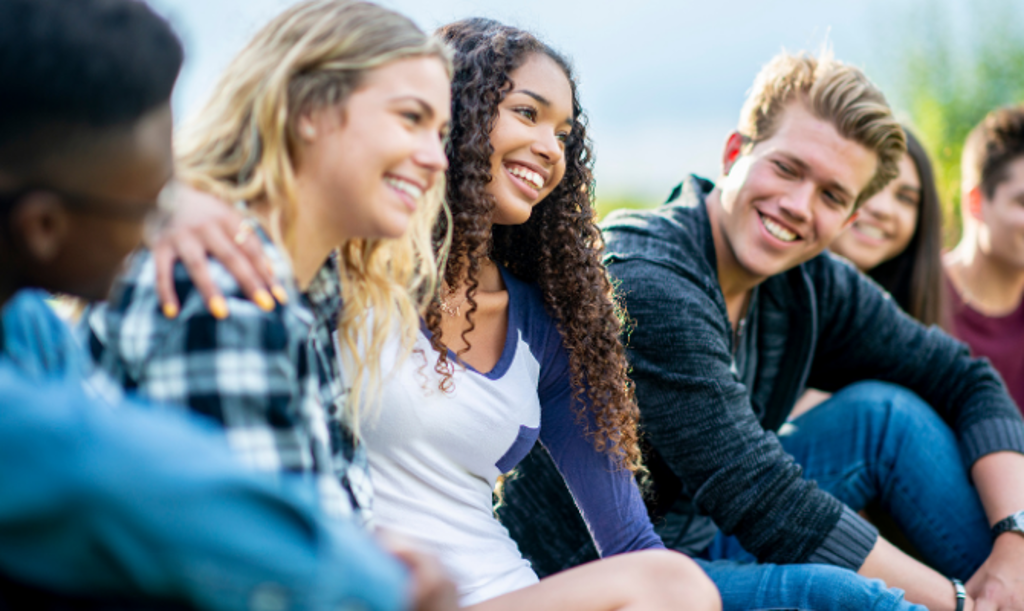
738, 51, 905, 208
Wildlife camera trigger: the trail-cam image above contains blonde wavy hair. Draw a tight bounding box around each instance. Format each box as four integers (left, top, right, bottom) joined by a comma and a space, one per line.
175, 0, 452, 428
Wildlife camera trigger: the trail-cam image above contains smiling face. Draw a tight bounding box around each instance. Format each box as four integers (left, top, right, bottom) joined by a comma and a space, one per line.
294, 55, 451, 241
713, 101, 878, 284
830, 152, 921, 271
487, 53, 573, 226
979, 156, 1024, 268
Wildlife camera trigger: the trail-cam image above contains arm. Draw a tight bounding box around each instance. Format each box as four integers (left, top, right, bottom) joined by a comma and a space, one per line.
610, 257, 878, 569
966, 451, 1024, 609
0, 370, 407, 611
536, 332, 664, 556
808, 254, 1024, 470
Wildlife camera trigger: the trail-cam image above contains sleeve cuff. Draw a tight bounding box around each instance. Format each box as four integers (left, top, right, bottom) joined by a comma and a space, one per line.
805, 505, 878, 571
960, 419, 1024, 468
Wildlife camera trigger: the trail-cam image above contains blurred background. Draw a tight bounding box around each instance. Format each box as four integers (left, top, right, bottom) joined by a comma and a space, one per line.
150, 0, 1024, 244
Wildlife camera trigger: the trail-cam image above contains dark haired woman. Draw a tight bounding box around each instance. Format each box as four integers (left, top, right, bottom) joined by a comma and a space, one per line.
789, 127, 946, 418
359, 18, 718, 611
829, 128, 946, 326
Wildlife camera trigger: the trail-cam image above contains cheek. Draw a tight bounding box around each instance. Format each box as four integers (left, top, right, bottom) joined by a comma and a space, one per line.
894, 208, 919, 249
818, 209, 853, 244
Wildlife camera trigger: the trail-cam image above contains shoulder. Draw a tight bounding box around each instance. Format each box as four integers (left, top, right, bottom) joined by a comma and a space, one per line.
89, 241, 307, 370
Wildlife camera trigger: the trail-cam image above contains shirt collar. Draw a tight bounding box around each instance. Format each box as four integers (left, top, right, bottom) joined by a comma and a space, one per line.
303, 250, 342, 327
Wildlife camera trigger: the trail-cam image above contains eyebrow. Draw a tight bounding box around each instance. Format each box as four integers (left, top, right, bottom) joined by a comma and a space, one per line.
510, 89, 575, 127
390, 95, 435, 119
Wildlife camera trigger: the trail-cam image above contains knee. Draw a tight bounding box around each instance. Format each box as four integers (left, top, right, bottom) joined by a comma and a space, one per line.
625, 550, 722, 611
835, 381, 939, 429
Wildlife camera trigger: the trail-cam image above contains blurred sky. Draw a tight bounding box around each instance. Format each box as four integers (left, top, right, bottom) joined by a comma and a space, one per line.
149, 0, 965, 201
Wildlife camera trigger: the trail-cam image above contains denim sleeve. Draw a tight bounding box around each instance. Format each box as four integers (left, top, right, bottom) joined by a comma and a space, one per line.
0, 368, 407, 611
536, 322, 665, 557
808, 254, 1024, 468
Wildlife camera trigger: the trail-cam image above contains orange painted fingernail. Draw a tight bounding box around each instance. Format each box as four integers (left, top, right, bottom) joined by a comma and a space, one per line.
254, 289, 275, 312
271, 285, 289, 305
208, 296, 229, 320
162, 303, 179, 319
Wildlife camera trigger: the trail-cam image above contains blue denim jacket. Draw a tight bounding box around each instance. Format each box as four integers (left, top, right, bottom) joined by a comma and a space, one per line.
0, 289, 408, 611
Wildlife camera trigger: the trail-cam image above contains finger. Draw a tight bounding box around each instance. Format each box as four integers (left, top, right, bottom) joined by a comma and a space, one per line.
176, 234, 229, 319
212, 211, 282, 305
236, 225, 282, 303
201, 224, 276, 312
152, 240, 181, 319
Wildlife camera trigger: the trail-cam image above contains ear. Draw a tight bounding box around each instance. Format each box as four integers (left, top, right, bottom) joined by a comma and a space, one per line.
10, 193, 71, 262
966, 186, 983, 220
296, 114, 319, 143
722, 132, 745, 175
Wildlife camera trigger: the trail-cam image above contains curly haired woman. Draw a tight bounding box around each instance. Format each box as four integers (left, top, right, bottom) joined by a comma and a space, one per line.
358, 18, 719, 611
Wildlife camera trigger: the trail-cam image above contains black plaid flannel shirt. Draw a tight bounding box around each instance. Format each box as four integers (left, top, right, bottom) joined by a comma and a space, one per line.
87, 235, 372, 526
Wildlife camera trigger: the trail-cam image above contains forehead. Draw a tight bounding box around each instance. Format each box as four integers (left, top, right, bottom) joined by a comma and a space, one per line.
753, 101, 878, 196
508, 53, 572, 115
354, 56, 451, 115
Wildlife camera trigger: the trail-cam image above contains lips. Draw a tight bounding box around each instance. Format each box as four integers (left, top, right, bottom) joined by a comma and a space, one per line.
852, 221, 888, 241
384, 174, 425, 211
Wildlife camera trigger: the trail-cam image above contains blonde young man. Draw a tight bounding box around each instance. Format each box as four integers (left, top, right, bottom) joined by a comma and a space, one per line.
498, 52, 1024, 611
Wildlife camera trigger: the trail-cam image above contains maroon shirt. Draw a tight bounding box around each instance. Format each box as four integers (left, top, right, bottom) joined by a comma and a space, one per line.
947, 275, 1024, 415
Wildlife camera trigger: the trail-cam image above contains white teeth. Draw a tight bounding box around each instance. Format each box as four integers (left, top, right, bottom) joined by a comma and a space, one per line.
384, 176, 424, 201
761, 214, 798, 242
506, 164, 544, 190
855, 222, 886, 240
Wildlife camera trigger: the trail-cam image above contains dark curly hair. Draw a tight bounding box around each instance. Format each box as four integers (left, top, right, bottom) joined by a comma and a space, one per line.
425, 18, 643, 473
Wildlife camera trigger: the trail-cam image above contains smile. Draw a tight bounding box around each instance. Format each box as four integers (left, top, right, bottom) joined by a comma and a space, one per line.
384, 175, 425, 202
852, 221, 888, 241
504, 163, 545, 191
759, 212, 799, 243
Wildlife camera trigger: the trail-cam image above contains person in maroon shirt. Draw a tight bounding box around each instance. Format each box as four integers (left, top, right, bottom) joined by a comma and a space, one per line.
945, 105, 1024, 414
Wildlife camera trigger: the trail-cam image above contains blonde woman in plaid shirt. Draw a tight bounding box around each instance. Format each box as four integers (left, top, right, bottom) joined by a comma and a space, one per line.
87, 0, 452, 526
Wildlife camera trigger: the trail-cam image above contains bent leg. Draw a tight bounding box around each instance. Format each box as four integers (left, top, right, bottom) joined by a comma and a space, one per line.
466, 550, 720, 611
780, 381, 990, 578
696, 557, 926, 611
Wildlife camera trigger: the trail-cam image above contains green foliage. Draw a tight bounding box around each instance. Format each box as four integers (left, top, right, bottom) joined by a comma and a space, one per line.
594, 195, 655, 222
878, 0, 1024, 246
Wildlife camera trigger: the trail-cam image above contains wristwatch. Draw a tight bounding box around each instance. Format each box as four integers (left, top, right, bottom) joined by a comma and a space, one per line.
992, 510, 1024, 540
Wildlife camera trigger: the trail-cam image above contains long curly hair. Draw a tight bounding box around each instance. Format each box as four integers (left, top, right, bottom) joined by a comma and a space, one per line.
176, 0, 451, 430
425, 18, 643, 474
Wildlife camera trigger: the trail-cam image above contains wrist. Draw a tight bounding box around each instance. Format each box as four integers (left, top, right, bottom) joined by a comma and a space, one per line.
951, 578, 966, 611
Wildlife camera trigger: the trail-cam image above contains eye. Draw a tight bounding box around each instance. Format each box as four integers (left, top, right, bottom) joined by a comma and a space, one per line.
401, 110, 423, 124
773, 160, 796, 177
896, 192, 919, 207
556, 130, 570, 144
514, 106, 538, 122
822, 190, 842, 205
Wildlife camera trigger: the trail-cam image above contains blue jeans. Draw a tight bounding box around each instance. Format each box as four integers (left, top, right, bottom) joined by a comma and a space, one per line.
699, 381, 992, 611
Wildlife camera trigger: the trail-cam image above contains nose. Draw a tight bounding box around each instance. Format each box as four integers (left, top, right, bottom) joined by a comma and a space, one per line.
531, 127, 564, 166
414, 131, 449, 173
860, 191, 892, 220
778, 181, 814, 223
